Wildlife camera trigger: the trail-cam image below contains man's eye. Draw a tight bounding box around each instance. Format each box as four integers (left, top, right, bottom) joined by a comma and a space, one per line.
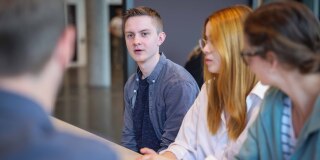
141, 32, 149, 37
126, 34, 134, 39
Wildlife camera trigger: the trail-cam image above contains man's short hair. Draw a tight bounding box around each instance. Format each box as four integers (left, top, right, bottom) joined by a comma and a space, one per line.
0, 0, 66, 76
123, 6, 164, 33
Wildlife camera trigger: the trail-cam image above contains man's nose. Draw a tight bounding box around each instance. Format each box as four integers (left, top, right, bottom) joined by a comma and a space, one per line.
133, 36, 141, 45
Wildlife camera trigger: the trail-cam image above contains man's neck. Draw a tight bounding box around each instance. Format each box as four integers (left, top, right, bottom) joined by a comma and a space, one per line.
278, 72, 320, 119
0, 76, 55, 113
138, 53, 160, 79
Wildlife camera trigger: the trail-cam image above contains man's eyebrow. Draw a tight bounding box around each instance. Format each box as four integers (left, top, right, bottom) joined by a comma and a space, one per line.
139, 29, 150, 32
125, 29, 150, 34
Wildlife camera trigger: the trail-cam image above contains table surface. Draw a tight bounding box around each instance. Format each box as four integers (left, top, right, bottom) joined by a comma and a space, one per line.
52, 117, 141, 160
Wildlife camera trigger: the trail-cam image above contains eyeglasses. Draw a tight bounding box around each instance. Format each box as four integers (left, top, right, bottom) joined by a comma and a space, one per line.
240, 50, 262, 65
199, 39, 207, 50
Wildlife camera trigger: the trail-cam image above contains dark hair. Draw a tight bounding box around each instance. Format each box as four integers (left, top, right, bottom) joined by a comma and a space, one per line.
244, 1, 320, 73
0, 0, 66, 76
123, 6, 163, 33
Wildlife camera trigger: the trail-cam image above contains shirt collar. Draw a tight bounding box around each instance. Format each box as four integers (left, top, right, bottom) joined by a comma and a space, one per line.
250, 81, 269, 99
300, 94, 320, 138
221, 82, 269, 123
245, 81, 269, 114
136, 52, 167, 84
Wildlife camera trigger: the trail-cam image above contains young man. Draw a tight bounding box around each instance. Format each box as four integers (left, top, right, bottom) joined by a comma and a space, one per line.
122, 6, 199, 153
0, 0, 117, 159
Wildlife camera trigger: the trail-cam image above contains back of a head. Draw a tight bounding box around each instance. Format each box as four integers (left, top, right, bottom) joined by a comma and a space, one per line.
0, 0, 66, 76
245, 1, 320, 74
123, 6, 163, 33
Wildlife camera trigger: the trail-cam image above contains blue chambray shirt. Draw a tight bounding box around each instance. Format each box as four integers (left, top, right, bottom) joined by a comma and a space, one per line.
0, 89, 118, 160
122, 53, 199, 152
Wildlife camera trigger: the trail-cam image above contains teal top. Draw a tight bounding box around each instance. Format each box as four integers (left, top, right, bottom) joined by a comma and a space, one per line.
235, 88, 320, 160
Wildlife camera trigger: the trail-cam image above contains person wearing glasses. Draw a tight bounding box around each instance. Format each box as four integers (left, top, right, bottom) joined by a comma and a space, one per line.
122, 6, 199, 153
137, 5, 268, 160
236, 2, 320, 159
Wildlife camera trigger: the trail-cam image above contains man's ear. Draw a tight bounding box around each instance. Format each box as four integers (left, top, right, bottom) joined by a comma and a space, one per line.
54, 25, 76, 69
157, 32, 166, 46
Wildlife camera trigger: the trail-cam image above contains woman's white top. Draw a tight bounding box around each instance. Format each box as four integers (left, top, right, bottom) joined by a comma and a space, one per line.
160, 82, 269, 160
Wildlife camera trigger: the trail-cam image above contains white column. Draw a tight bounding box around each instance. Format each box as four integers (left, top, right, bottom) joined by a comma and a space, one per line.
86, 0, 111, 87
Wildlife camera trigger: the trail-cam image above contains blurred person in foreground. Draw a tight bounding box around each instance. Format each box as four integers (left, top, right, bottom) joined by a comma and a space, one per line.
0, 0, 117, 159
236, 1, 320, 159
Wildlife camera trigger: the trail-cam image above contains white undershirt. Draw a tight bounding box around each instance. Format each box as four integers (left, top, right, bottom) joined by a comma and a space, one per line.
281, 97, 297, 160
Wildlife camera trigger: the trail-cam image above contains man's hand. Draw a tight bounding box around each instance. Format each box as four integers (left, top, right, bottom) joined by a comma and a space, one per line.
136, 148, 158, 160
136, 148, 176, 160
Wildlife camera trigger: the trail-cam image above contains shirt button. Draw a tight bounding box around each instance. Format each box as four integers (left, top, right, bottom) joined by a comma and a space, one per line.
152, 80, 155, 83
134, 90, 137, 93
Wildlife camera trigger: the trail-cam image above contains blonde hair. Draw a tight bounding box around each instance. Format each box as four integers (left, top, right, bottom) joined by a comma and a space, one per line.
203, 5, 258, 140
